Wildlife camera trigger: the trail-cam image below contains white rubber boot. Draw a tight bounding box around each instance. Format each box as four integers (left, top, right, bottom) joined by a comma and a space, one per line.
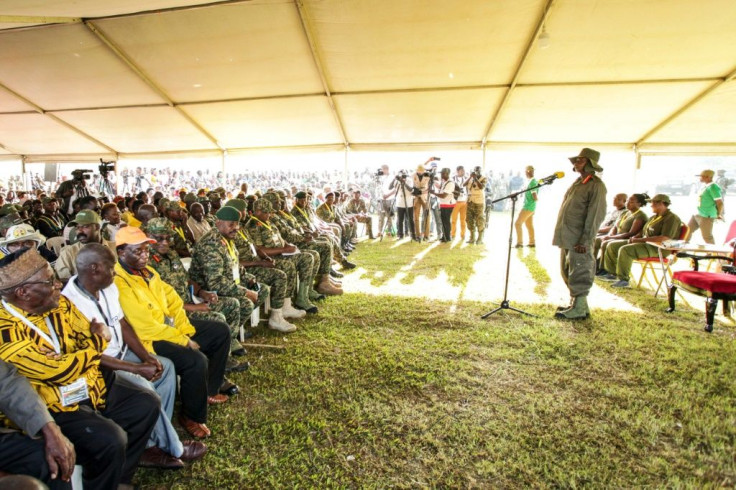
268, 309, 297, 333
282, 297, 306, 319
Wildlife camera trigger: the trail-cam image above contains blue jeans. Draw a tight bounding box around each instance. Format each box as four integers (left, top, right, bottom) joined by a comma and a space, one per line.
121, 351, 183, 458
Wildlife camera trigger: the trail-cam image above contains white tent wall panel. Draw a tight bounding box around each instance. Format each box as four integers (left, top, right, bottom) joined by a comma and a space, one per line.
182, 95, 343, 149
520, 0, 736, 84
335, 88, 505, 143
53, 106, 219, 153
489, 81, 714, 143
306, 0, 545, 92
0, 113, 107, 154
94, 1, 324, 103
647, 80, 736, 143
0, 24, 164, 110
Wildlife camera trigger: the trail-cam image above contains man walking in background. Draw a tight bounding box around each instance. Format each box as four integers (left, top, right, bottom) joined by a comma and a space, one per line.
451, 166, 468, 241
687, 169, 723, 244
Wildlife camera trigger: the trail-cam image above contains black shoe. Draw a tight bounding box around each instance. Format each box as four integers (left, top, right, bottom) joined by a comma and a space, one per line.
219, 380, 240, 396
225, 359, 251, 373
231, 347, 247, 357
330, 268, 344, 278
341, 260, 356, 270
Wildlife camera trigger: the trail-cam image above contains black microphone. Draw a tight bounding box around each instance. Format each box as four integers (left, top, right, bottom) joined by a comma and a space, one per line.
539, 171, 565, 184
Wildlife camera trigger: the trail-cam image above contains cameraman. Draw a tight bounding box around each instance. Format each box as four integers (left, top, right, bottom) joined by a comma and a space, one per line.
389, 170, 415, 240
464, 166, 487, 245
412, 158, 438, 241
376, 165, 395, 238
56, 170, 93, 217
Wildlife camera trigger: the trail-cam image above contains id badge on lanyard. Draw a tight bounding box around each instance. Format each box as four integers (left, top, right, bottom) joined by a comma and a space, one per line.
60, 377, 90, 407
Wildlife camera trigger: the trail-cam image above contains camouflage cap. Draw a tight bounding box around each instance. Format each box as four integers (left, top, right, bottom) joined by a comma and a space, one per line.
215, 206, 241, 222
165, 201, 183, 212
224, 199, 247, 212
207, 191, 221, 200
197, 196, 210, 203
183, 193, 197, 204
144, 217, 174, 235
253, 199, 274, 213
0, 213, 24, 232
41, 197, 57, 205
0, 204, 22, 217
261, 192, 281, 205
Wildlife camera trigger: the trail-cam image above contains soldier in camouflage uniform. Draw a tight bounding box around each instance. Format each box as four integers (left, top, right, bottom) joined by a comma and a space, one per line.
143, 218, 247, 361
221, 198, 305, 317
345, 189, 374, 239
190, 206, 297, 333
245, 199, 322, 314
464, 167, 487, 244
266, 192, 342, 297
163, 200, 194, 257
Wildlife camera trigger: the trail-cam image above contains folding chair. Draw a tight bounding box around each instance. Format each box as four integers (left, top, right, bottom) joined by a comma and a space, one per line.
632, 223, 689, 296
45, 236, 66, 256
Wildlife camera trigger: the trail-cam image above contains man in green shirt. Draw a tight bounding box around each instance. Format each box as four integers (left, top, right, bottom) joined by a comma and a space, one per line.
514, 165, 538, 248
687, 169, 723, 244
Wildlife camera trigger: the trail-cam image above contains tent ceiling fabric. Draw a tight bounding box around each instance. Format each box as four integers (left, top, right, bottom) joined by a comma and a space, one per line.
0, 0, 734, 158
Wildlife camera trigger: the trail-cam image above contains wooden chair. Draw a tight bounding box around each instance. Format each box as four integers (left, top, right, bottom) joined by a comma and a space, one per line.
632, 223, 689, 296
667, 242, 736, 332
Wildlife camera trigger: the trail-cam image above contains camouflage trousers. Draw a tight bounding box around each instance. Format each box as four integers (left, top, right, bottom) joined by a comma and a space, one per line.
275, 252, 314, 297
466, 202, 486, 234
302, 249, 320, 277
189, 296, 241, 352
304, 240, 331, 274
248, 265, 288, 309
220, 282, 270, 334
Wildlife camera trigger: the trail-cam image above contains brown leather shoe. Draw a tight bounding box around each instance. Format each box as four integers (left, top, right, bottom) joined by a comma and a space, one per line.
138, 447, 185, 469
207, 394, 228, 405
179, 440, 207, 462
178, 415, 211, 439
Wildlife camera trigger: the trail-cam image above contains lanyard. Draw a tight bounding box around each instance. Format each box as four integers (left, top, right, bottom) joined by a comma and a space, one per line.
251, 216, 272, 231
294, 206, 309, 220
174, 226, 186, 241
73, 280, 125, 358
645, 214, 663, 235
2, 299, 61, 354
224, 238, 238, 263
280, 211, 297, 224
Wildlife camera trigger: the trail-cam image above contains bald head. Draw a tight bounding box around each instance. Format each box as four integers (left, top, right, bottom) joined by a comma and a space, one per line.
76, 243, 115, 276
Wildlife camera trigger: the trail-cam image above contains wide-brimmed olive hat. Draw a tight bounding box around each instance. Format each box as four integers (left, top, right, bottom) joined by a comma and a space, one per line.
568, 148, 602, 172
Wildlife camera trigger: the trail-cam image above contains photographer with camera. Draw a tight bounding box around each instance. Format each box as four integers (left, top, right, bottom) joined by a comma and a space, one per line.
56, 169, 93, 217
375, 165, 395, 238
464, 165, 487, 245
389, 169, 415, 240
412, 157, 439, 242
435, 168, 456, 243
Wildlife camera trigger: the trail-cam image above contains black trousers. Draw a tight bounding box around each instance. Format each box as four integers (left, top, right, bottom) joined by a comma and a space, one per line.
0, 432, 71, 490
440, 207, 453, 241
52, 371, 159, 490
397, 207, 414, 238
152, 318, 229, 424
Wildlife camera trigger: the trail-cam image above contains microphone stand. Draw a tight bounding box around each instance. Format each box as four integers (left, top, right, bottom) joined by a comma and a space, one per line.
481, 178, 556, 319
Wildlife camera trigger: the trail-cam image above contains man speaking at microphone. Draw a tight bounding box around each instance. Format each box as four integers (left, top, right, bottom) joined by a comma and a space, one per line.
552, 149, 607, 320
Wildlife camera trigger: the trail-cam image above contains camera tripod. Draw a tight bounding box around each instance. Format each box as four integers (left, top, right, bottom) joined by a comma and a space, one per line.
480, 179, 551, 319
98, 174, 114, 197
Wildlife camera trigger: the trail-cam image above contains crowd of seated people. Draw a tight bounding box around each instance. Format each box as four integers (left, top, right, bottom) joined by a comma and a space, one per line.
0, 172, 370, 488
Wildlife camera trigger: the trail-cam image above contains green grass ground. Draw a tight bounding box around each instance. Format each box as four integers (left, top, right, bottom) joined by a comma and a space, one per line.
138, 238, 736, 488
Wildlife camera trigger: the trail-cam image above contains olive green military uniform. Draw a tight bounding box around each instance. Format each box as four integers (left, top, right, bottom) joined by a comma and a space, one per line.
190, 228, 269, 330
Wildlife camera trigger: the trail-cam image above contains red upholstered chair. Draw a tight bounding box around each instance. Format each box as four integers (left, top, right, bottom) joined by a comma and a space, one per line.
633, 223, 689, 295
666, 238, 736, 332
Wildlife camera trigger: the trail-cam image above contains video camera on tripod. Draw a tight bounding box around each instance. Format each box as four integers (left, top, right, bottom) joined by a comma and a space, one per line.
99, 159, 115, 177
71, 169, 92, 182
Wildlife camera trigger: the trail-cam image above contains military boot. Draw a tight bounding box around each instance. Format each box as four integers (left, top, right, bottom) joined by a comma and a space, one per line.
316, 274, 343, 295
467, 230, 476, 244
294, 280, 319, 314
282, 297, 306, 319
268, 309, 297, 332
475, 231, 484, 245
554, 296, 590, 320
556, 297, 574, 312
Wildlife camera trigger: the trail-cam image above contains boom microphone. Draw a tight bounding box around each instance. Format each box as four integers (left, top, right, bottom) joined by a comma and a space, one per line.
539, 171, 565, 184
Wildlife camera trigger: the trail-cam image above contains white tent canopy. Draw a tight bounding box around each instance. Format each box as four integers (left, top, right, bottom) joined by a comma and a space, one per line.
0, 0, 735, 160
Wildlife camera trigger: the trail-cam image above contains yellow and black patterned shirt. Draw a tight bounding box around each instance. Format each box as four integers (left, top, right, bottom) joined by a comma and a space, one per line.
0, 296, 107, 423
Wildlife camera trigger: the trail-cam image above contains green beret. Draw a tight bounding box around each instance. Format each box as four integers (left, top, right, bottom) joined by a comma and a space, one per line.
294, 191, 307, 199
183, 193, 197, 204
253, 199, 274, 213
215, 206, 241, 222
224, 199, 247, 212
144, 217, 173, 235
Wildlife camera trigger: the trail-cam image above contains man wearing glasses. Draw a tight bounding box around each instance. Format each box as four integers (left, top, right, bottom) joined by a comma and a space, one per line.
0, 248, 159, 490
